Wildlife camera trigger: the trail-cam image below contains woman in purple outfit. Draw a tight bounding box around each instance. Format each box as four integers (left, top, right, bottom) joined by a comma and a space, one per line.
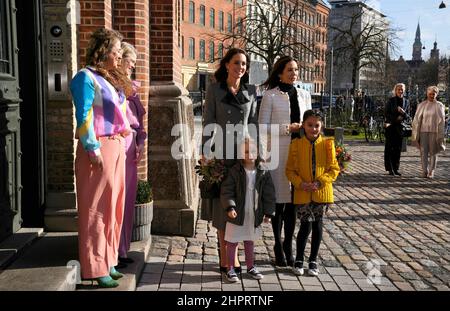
118, 42, 147, 266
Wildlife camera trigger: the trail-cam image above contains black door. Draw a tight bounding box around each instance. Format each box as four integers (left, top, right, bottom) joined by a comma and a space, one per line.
0, 0, 22, 241
16, 0, 45, 227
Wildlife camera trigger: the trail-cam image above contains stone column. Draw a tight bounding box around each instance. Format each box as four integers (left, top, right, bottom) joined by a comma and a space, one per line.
149, 0, 198, 236
113, 0, 150, 180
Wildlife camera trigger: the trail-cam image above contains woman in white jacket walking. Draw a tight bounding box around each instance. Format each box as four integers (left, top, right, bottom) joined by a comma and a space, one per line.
411, 86, 446, 178
258, 56, 311, 267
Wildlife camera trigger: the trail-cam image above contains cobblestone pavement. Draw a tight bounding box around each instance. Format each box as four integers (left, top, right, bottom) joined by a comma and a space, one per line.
137, 141, 450, 291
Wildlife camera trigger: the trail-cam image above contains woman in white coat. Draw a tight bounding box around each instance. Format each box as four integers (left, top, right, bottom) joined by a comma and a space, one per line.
411, 86, 446, 178
258, 56, 311, 267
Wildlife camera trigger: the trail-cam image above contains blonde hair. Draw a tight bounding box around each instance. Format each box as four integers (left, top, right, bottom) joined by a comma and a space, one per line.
121, 42, 137, 59
427, 85, 439, 94
392, 83, 405, 96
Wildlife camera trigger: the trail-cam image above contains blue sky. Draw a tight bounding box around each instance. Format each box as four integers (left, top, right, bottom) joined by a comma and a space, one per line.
368, 0, 450, 60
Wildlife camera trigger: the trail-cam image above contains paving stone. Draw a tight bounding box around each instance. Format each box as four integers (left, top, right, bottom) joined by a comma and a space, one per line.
325, 267, 348, 276
203, 255, 219, 263
338, 284, 361, 291
180, 284, 202, 291
167, 255, 184, 262
222, 283, 244, 291
317, 273, 334, 282
203, 248, 218, 256
136, 284, 159, 291
410, 280, 431, 290
408, 262, 424, 271
393, 281, 415, 291
280, 280, 302, 290
296, 275, 320, 286
260, 284, 282, 291
170, 248, 186, 256
186, 253, 203, 260
333, 275, 357, 286
187, 246, 202, 253
322, 282, 340, 291
303, 285, 324, 291
139, 273, 161, 284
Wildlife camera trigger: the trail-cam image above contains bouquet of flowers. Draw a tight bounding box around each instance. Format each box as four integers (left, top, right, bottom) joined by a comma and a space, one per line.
195, 158, 227, 199
335, 142, 352, 173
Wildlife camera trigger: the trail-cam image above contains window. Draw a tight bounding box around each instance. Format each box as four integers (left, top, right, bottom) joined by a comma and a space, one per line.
189, 1, 195, 23
209, 41, 215, 62
210, 8, 215, 28
237, 17, 243, 34
227, 13, 232, 33
189, 37, 195, 59
219, 11, 224, 31
218, 43, 223, 59
200, 5, 205, 26
0, 0, 9, 73
181, 36, 185, 58
181, 0, 184, 21
200, 39, 205, 61
236, 0, 243, 7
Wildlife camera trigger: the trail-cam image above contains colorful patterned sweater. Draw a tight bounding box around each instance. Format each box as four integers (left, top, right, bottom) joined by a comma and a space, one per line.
70, 67, 130, 156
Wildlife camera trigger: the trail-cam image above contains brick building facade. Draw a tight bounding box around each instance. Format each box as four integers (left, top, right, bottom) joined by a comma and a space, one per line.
180, 0, 246, 102
0, 0, 198, 242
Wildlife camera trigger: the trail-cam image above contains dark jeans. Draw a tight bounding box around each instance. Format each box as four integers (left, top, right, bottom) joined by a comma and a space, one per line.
271, 203, 296, 265
295, 219, 323, 263
384, 125, 403, 172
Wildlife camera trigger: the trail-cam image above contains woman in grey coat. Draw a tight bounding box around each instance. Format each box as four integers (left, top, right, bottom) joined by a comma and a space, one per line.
201, 48, 258, 273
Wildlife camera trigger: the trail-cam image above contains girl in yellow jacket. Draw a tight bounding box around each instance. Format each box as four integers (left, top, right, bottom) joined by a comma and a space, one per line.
285, 110, 340, 276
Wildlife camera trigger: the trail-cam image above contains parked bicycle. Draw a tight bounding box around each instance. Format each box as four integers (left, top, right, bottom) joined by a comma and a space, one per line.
361, 107, 385, 143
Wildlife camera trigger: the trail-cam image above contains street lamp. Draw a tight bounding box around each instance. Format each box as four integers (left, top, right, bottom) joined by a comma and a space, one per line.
439, 1, 446, 9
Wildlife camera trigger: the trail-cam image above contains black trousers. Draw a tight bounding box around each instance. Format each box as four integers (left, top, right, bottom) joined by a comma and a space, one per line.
384, 125, 403, 172
271, 203, 296, 265
296, 219, 323, 263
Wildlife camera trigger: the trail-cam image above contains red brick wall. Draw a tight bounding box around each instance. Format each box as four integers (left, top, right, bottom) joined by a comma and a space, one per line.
149, 0, 182, 84
180, 0, 246, 89
113, 0, 150, 180
78, 0, 113, 67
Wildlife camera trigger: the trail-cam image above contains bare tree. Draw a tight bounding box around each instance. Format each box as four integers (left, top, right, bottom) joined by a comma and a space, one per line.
207, 0, 315, 74
328, 0, 400, 94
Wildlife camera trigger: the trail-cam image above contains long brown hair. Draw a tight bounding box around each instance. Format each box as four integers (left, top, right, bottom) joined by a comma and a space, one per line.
85, 28, 132, 97
214, 48, 250, 84
262, 55, 298, 90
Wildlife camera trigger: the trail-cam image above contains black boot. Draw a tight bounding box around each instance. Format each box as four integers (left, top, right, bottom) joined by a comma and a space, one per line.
272, 204, 287, 267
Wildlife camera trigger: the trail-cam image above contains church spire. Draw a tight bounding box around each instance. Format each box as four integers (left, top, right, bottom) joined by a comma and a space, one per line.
412, 21, 422, 61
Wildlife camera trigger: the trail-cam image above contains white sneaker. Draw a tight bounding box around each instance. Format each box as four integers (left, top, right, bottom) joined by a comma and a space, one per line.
308, 261, 319, 276
292, 261, 304, 276
226, 270, 239, 283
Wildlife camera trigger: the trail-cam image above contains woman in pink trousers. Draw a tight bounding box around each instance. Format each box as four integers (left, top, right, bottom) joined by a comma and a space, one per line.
70, 28, 132, 288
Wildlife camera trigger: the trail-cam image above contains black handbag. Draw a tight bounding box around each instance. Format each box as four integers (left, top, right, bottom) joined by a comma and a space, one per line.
199, 180, 221, 199
401, 121, 412, 137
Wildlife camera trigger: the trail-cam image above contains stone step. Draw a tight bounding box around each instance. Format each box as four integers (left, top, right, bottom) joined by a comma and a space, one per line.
44, 207, 78, 232
0, 232, 79, 291
77, 236, 152, 291
0, 228, 44, 269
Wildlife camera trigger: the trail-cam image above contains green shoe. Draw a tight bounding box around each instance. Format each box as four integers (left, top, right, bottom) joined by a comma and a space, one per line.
109, 266, 124, 280
96, 275, 119, 288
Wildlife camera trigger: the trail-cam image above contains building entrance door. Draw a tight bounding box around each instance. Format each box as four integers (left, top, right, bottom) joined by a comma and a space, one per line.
0, 0, 22, 241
